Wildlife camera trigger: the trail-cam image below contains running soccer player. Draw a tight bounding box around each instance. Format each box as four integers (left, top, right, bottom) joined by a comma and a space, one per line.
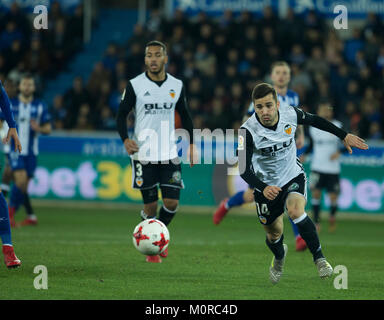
3, 74, 52, 227
301, 102, 344, 233
213, 61, 307, 252
238, 83, 367, 283
116, 41, 195, 263
0, 80, 22, 268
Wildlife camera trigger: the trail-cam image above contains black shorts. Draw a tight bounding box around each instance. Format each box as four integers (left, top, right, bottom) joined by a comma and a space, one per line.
132, 159, 184, 203
309, 171, 340, 194
253, 173, 307, 226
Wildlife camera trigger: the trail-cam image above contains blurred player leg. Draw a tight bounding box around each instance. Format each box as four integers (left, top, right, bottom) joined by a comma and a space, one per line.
20, 193, 38, 226
311, 188, 322, 233
328, 192, 338, 233
0, 161, 12, 198
0, 191, 21, 268
213, 188, 253, 225
288, 217, 307, 251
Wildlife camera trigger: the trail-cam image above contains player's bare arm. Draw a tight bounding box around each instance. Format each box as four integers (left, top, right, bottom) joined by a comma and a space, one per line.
4, 127, 22, 153
343, 134, 368, 154
123, 138, 139, 155
30, 120, 52, 135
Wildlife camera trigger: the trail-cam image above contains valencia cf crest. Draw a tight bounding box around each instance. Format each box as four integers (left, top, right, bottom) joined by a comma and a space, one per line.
259, 215, 267, 224
135, 177, 144, 187
169, 89, 176, 98
284, 124, 292, 135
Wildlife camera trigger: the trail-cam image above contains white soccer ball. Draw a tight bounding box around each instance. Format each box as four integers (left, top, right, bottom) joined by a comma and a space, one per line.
132, 219, 170, 255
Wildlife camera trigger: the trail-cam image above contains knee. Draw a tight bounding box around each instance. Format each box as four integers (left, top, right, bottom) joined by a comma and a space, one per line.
286, 206, 303, 220
267, 231, 282, 243
163, 199, 179, 211
329, 193, 338, 204
14, 180, 27, 192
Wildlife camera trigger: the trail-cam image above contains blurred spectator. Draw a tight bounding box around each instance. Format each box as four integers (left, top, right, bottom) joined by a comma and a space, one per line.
109, 79, 127, 114
87, 62, 111, 100
74, 103, 94, 130
63, 77, 91, 128
290, 63, 312, 92
3, 40, 24, 74
47, 18, 73, 70
194, 43, 216, 77
368, 122, 382, 140
306, 46, 329, 79
206, 97, 230, 130
126, 42, 144, 78
97, 105, 116, 131
102, 43, 119, 72
289, 44, 307, 66
1, 2, 31, 41
67, 4, 84, 47
0, 21, 23, 51
0, 54, 6, 74
344, 28, 364, 64
376, 45, 384, 72
50, 94, 67, 129
23, 38, 52, 77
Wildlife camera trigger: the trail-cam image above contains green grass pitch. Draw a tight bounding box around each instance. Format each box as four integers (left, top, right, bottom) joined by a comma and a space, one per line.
0, 204, 383, 300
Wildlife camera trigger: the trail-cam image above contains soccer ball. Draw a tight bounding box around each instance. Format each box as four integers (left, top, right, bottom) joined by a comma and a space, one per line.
132, 219, 170, 255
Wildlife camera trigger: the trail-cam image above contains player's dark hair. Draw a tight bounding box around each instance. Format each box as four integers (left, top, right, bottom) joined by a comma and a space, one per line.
252, 83, 277, 103
145, 40, 167, 55
20, 73, 35, 82
271, 61, 290, 73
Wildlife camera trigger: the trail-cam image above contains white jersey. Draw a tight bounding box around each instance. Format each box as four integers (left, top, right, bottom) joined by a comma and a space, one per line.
309, 120, 342, 174
241, 106, 303, 188
129, 72, 183, 162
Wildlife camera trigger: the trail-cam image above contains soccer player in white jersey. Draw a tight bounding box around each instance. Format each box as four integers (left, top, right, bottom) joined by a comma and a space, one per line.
2, 74, 52, 227
116, 41, 196, 263
301, 102, 344, 233
238, 83, 367, 283
213, 61, 307, 252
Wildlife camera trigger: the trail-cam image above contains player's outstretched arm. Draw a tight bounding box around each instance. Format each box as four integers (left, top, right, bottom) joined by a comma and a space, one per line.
295, 108, 369, 154
343, 133, 368, 154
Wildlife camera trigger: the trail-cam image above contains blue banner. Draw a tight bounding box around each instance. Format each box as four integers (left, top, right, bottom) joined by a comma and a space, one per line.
288, 0, 384, 18
172, 0, 384, 18
0, 0, 81, 12
172, 0, 278, 16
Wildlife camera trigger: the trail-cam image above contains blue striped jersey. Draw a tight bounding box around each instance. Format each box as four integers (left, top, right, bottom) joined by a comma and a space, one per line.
0, 98, 51, 155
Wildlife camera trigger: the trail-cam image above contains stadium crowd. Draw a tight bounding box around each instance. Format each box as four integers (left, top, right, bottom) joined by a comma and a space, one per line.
0, 2, 83, 100
1, 3, 384, 139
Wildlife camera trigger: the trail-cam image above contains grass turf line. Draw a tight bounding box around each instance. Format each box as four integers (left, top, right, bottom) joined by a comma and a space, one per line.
0, 206, 383, 300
